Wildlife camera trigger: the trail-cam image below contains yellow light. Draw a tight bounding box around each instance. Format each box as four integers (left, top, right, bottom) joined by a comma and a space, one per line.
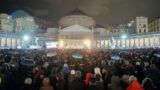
59, 40, 64, 48
84, 40, 91, 47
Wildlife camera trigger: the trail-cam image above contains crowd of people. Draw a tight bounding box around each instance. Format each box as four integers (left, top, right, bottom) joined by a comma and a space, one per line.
0, 48, 160, 90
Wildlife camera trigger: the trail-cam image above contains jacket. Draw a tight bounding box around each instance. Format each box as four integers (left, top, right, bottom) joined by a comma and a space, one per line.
127, 81, 144, 90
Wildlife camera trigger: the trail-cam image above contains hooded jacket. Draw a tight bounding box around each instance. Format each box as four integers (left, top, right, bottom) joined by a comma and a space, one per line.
61, 66, 70, 76
84, 73, 93, 86
127, 81, 144, 90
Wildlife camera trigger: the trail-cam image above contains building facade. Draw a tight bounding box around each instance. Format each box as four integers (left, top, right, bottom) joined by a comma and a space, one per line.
0, 9, 159, 49
0, 11, 38, 49
148, 17, 160, 32
135, 16, 148, 33
0, 14, 13, 33
94, 32, 160, 49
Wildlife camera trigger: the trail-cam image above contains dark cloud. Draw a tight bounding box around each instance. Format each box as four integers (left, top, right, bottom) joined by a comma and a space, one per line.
0, 0, 160, 24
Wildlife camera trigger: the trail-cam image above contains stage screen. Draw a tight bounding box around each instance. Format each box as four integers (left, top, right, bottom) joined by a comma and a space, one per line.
45, 41, 58, 49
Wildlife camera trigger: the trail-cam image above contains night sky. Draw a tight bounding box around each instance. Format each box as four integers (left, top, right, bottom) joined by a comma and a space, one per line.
0, 0, 160, 25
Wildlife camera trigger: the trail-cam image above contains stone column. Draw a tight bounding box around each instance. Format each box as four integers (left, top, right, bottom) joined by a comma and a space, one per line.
91, 28, 94, 49
143, 37, 145, 48
108, 40, 109, 48
15, 39, 17, 49
138, 38, 140, 48
124, 39, 126, 48
154, 36, 156, 47
133, 39, 135, 48
11, 38, 12, 49
100, 40, 102, 49
96, 40, 97, 48
148, 37, 150, 47
129, 39, 131, 48
20, 39, 22, 47
5, 37, 7, 47
104, 40, 105, 48
159, 36, 160, 47
0, 37, 1, 48
120, 39, 122, 48
115, 39, 117, 48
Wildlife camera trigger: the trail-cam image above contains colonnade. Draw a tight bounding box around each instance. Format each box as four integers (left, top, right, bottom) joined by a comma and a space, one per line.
95, 34, 160, 49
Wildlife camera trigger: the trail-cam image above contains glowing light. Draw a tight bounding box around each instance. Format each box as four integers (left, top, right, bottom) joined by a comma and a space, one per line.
23, 35, 29, 41
59, 40, 64, 48
121, 34, 127, 39
17, 46, 22, 49
84, 40, 91, 47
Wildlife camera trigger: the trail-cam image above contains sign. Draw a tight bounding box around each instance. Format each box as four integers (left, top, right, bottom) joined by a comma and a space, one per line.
46, 41, 58, 49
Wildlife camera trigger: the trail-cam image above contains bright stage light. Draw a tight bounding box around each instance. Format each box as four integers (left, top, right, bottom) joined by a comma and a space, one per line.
59, 40, 64, 48
23, 35, 30, 41
84, 40, 90, 44
84, 40, 91, 47
121, 34, 127, 39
